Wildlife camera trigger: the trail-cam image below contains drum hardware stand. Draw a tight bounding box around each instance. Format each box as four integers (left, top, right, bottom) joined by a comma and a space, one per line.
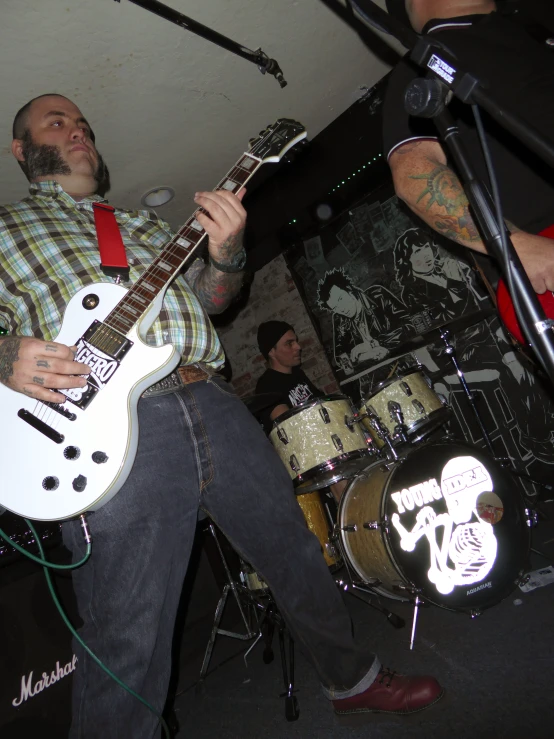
388, 402, 411, 447
440, 328, 550, 499
199, 524, 261, 684
356, 411, 399, 461
265, 602, 299, 722
441, 331, 547, 562
410, 595, 422, 651
335, 578, 406, 629
440, 328, 497, 458
198, 523, 299, 721
331, 525, 406, 629
392, 584, 425, 650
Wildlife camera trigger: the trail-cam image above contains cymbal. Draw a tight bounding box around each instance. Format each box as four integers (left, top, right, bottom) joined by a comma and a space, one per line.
241, 392, 283, 414
386, 309, 494, 361
427, 308, 495, 338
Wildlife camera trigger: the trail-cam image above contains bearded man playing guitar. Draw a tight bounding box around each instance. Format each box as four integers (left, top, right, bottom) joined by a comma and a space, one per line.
0, 94, 442, 737
384, 0, 554, 327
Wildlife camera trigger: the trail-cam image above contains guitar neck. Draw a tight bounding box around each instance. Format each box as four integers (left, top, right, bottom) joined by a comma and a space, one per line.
103, 152, 263, 336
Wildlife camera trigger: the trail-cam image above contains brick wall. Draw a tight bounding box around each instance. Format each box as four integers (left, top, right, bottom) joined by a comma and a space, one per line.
217, 254, 338, 399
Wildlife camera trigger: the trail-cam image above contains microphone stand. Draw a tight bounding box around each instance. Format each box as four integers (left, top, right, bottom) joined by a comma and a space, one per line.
345, 0, 554, 387
113, 0, 287, 88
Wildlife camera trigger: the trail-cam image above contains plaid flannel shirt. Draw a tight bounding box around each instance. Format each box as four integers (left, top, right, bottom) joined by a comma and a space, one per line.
0, 181, 224, 369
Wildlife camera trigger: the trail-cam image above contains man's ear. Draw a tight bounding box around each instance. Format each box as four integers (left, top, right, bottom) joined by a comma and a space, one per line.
11, 139, 25, 163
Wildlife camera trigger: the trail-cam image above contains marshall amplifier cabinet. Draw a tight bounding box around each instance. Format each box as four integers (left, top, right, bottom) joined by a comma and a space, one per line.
0, 512, 78, 738
0, 511, 62, 568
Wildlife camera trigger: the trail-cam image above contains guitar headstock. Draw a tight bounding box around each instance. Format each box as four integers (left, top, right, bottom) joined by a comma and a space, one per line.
248, 119, 307, 163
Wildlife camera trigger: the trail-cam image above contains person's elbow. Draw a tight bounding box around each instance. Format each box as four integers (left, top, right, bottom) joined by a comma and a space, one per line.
390, 163, 416, 210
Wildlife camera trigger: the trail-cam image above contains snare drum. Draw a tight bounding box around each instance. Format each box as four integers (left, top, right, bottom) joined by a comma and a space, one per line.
270, 395, 373, 493
338, 441, 530, 612
359, 370, 448, 448
296, 489, 342, 569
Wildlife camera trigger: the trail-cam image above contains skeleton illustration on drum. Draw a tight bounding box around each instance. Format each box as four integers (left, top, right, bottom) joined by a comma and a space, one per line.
390, 456, 499, 595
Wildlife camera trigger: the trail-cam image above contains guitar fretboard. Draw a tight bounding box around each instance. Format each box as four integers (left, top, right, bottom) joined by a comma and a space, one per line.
103, 153, 261, 336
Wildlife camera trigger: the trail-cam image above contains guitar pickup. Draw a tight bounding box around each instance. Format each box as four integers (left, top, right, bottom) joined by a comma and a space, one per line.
83, 321, 133, 360
18, 409, 64, 444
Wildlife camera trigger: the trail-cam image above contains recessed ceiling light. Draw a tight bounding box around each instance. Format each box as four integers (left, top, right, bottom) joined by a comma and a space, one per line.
315, 203, 333, 221
141, 187, 175, 207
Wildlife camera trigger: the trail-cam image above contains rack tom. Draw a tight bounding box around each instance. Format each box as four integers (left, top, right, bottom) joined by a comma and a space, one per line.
270, 395, 373, 493
359, 370, 448, 448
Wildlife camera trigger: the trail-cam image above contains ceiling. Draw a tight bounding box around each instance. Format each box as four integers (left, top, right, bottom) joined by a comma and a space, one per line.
1, 0, 405, 232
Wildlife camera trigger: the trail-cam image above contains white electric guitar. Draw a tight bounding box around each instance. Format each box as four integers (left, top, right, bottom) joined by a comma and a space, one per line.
0, 119, 307, 521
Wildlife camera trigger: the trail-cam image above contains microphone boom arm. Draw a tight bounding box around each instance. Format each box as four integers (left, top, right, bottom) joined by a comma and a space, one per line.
113, 0, 287, 88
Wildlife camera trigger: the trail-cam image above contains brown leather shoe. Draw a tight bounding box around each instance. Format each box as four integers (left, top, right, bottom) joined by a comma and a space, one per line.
333, 667, 444, 717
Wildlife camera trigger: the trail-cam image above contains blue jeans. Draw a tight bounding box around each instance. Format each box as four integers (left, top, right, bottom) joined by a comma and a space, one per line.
63, 377, 380, 738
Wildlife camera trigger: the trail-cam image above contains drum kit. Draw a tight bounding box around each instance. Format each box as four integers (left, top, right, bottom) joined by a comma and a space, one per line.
197, 324, 537, 721
248, 326, 537, 648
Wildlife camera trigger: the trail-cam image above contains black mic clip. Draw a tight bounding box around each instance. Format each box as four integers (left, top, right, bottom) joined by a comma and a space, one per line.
255, 49, 288, 88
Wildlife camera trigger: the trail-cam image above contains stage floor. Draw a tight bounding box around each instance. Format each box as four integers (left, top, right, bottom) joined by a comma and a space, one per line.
172, 508, 554, 739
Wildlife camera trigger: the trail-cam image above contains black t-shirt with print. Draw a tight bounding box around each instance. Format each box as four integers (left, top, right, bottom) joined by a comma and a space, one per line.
255, 367, 322, 434
382, 12, 554, 234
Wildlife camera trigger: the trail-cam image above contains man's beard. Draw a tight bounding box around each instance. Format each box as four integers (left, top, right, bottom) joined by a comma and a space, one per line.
20, 130, 108, 186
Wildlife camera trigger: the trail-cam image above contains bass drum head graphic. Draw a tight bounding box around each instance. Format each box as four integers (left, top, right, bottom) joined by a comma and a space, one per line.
381, 441, 530, 612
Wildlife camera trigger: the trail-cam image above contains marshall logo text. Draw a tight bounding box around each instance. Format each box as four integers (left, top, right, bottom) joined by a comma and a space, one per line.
12, 654, 78, 707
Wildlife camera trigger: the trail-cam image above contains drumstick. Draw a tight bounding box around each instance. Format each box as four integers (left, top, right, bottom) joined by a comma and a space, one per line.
386, 361, 399, 379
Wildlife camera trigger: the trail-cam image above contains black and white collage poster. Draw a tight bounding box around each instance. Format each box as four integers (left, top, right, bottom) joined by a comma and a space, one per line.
286, 185, 554, 493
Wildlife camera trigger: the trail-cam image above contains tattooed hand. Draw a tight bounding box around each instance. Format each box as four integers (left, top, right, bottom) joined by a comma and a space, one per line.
187, 188, 247, 314
510, 232, 554, 294
193, 188, 247, 264
0, 336, 91, 403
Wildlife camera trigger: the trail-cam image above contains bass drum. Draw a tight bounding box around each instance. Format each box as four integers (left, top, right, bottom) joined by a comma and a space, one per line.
338, 441, 530, 613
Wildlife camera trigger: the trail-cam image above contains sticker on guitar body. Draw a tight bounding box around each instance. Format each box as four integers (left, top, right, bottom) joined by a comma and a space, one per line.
64, 338, 120, 408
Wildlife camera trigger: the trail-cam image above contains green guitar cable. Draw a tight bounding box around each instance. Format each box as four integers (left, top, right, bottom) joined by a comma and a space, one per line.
0, 517, 170, 738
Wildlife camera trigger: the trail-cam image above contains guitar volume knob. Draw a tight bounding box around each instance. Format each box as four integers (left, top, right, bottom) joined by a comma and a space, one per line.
72, 475, 87, 492
64, 446, 80, 460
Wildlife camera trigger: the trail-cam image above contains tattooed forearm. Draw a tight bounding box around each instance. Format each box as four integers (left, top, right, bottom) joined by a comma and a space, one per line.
409, 157, 481, 244
213, 229, 245, 263
191, 263, 243, 314
505, 220, 523, 234
0, 336, 21, 385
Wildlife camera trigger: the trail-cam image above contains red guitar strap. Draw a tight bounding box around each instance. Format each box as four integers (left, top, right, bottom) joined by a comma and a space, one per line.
92, 202, 130, 281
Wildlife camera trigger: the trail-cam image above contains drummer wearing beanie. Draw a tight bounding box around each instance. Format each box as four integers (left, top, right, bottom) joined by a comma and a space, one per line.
255, 321, 323, 433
